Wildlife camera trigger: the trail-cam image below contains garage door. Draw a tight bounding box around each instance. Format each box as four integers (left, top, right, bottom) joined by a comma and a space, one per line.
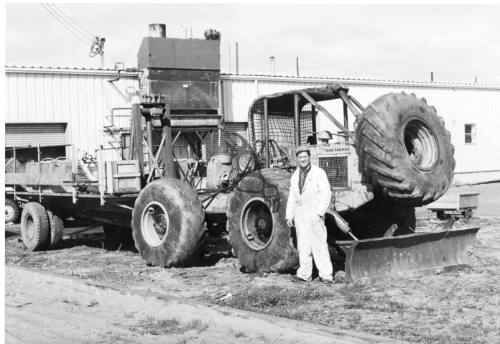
5, 123, 67, 148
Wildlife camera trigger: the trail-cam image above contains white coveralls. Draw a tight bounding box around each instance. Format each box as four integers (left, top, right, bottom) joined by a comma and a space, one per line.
286, 164, 333, 281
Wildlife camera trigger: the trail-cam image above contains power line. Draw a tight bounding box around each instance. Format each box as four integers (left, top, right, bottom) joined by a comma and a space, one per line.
41, 3, 90, 46
48, 3, 95, 40
43, 3, 92, 42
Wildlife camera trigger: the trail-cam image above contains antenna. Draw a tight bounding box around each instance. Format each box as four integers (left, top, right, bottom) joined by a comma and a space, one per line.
41, 3, 105, 62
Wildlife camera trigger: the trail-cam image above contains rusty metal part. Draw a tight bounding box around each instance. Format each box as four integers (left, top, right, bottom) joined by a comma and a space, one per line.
336, 227, 480, 282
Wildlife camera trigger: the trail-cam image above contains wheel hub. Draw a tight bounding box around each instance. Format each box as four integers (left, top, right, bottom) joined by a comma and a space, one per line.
25, 214, 35, 241
5, 206, 14, 220
404, 119, 439, 171
141, 201, 169, 247
241, 198, 274, 250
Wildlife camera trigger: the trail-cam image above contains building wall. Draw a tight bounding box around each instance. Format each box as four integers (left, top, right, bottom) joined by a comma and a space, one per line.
221, 75, 500, 183
5, 67, 140, 161
5, 68, 500, 183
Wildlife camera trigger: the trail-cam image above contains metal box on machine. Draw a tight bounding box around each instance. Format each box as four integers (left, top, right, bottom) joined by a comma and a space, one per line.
137, 30, 221, 113
105, 160, 142, 194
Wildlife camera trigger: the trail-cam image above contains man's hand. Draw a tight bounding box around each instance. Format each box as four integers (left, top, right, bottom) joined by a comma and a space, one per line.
287, 219, 294, 227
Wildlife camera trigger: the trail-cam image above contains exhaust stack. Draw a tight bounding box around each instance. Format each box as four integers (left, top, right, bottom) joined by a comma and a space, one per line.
149, 23, 166, 38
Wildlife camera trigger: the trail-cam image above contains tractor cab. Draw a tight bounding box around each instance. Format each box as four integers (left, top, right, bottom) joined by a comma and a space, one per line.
246, 83, 370, 211
247, 83, 358, 169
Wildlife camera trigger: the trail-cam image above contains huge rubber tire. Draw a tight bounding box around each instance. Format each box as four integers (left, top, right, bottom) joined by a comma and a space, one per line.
20, 202, 50, 251
227, 168, 298, 273
131, 178, 205, 267
356, 93, 455, 206
47, 209, 64, 249
5, 198, 20, 224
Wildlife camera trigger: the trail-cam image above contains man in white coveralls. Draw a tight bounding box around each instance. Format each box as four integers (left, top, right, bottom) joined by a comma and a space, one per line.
286, 146, 334, 284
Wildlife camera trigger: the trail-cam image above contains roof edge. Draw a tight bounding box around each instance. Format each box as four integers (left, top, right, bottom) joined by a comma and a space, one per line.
5, 66, 140, 77
221, 73, 500, 91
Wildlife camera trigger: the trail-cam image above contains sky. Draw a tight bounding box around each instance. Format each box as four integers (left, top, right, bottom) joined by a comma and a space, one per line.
5, 3, 500, 84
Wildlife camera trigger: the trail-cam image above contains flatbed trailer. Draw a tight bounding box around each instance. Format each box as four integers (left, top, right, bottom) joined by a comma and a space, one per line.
427, 191, 479, 219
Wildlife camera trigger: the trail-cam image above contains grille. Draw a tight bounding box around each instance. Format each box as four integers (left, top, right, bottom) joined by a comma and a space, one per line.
319, 156, 348, 188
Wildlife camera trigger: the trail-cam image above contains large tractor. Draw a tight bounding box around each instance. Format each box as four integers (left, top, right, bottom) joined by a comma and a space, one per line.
6, 24, 478, 281
129, 83, 478, 281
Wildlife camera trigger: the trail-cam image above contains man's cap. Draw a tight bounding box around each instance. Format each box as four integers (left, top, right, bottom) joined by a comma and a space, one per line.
295, 145, 310, 156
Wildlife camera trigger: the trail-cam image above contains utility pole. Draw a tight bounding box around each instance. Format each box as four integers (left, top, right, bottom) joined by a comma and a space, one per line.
235, 42, 239, 75
296, 56, 299, 77
431, 72, 434, 82
228, 45, 232, 73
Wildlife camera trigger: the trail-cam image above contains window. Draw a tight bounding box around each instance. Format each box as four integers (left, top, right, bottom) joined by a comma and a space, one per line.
464, 124, 476, 144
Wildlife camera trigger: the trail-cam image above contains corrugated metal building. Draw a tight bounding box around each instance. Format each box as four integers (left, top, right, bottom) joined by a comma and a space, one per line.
5, 67, 139, 163
5, 66, 500, 184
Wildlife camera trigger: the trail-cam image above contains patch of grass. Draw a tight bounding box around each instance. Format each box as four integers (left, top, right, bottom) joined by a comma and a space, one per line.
339, 285, 407, 313
129, 317, 209, 336
233, 330, 246, 338
96, 332, 136, 344
339, 284, 373, 309
222, 285, 334, 310
415, 303, 436, 315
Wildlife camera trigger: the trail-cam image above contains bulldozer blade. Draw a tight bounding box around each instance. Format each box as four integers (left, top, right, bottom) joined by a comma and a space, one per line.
336, 227, 480, 283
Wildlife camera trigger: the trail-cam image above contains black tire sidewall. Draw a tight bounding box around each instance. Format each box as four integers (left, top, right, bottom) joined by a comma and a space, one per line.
131, 179, 205, 267
357, 93, 454, 205
227, 169, 298, 273
389, 103, 453, 196
5, 198, 20, 224
20, 202, 50, 251
47, 209, 64, 249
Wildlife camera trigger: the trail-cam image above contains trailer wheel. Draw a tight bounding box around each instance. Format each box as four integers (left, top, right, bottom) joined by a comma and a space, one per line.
356, 93, 455, 206
21, 202, 50, 251
5, 198, 20, 224
47, 209, 64, 249
131, 178, 205, 267
227, 168, 298, 273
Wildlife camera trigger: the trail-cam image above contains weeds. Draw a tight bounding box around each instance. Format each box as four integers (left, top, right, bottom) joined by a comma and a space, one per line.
129, 317, 209, 336
222, 285, 334, 310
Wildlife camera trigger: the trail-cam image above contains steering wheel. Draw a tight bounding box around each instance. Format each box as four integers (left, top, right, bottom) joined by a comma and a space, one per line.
254, 139, 290, 167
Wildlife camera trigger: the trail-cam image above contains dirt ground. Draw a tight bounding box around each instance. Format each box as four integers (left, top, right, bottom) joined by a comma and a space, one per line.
4, 212, 500, 344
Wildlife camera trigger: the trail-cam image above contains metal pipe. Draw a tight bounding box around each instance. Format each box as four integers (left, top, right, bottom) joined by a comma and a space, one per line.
130, 103, 144, 177
296, 56, 299, 77
145, 115, 154, 172
301, 91, 354, 141
348, 95, 366, 112
37, 144, 42, 202
162, 104, 175, 178
294, 93, 300, 146
311, 105, 317, 143
263, 98, 270, 167
338, 90, 361, 117
235, 42, 239, 75
98, 145, 105, 205
343, 102, 349, 143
